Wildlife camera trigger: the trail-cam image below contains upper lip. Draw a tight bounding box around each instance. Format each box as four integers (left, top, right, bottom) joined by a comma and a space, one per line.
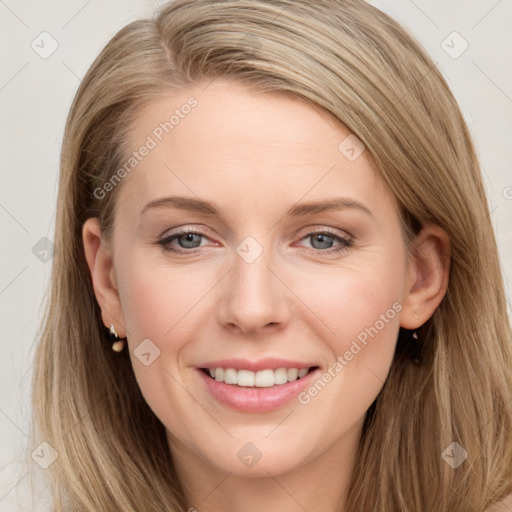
197, 358, 318, 372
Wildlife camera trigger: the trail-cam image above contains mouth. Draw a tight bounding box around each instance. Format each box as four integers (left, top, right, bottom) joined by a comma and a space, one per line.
196, 361, 321, 413
199, 366, 319, 387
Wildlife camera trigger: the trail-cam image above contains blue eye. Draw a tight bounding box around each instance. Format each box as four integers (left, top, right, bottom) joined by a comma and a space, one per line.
301, 230, 353, 254
156, 228, 353, 255
309, 232, 336, 250
174, 232, 203, 249
157, 230, 206, 253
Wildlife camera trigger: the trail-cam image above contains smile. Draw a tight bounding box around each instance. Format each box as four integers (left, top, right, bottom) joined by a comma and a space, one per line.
197, 359, 321, 413
201, 367, 317, 387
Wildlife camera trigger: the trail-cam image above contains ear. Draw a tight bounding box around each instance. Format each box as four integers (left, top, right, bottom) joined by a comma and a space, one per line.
400, 223, 451, 330
82, 217, 126, 337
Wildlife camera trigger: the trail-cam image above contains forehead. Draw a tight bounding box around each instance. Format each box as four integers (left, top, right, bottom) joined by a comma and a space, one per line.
114, 80, 392, 221
129, 80, 347, 154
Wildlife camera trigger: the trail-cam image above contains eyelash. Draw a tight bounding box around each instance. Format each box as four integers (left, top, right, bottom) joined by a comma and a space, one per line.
156, 227, 353, 256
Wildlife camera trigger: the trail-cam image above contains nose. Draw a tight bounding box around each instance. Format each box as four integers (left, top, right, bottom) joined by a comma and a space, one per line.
216, 242, 291, 335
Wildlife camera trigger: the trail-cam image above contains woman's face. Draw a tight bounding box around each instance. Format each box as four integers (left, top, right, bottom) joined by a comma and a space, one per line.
99, 80, 416, 477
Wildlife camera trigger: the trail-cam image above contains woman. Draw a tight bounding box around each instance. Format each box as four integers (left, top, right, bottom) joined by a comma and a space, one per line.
32, 0, 512, 510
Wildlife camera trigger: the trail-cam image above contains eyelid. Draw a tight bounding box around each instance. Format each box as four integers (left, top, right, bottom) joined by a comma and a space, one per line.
298, 225, 352, 238
160, 225, 223, 244
158, 225, 210, 239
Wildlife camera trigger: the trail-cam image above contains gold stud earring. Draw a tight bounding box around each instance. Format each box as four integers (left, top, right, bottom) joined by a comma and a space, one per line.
109, 323, 125, 352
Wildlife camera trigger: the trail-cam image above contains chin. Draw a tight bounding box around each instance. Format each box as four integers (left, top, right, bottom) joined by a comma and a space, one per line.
203, 435, 315, 477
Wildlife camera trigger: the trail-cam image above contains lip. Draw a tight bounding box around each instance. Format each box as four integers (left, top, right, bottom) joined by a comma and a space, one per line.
197, 366, 321, 413
197, 358, 316, 372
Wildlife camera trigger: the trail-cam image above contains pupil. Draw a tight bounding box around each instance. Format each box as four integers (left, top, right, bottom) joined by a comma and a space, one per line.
312, 233, 333, 249
180, 233, 201, 248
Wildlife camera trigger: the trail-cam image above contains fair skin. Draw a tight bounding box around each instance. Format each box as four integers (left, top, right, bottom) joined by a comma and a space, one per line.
83, 80, 450, 512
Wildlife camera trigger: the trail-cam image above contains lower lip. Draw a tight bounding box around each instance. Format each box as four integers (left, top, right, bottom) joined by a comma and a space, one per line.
197, 368, 320, 413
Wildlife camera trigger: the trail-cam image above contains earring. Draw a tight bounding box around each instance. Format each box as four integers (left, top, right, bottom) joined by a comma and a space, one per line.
410, 330, 421, 364
411, 312, 420, 363
397, 326, 421, 364
109, 323, 126, 352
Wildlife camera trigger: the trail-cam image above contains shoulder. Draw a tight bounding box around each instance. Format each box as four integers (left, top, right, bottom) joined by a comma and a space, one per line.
485, 493, 512, 511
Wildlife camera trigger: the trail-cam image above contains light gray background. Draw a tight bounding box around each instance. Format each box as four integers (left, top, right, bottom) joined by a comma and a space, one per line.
1, 0, 511, 509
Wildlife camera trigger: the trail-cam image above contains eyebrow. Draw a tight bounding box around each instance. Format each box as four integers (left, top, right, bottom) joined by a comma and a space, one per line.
140, 196, 374, 218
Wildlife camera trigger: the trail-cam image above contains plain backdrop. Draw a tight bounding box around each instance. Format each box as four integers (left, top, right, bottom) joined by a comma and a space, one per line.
1, 0, 511, 509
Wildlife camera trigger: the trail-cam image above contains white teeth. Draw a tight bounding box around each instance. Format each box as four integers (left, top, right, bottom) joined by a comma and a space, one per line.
207, 367, 312, 387
224, 368, 238, 384
274, 367, 288, 385
298, 368, 308, 378
254, 369, 274, 387
237, 369, 255, 387
287, 368, 298, 381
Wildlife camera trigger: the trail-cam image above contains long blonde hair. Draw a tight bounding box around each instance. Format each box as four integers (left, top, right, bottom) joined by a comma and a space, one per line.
32, 0, 512, 510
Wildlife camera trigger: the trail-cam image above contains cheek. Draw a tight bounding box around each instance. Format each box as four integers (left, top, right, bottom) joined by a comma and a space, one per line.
117, 254, 212, 342
292, 263, 404, 424
293, 250, 405, 352
287, 248, 407, 417
115, 255, 209, 427
324, 272, 402, 354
